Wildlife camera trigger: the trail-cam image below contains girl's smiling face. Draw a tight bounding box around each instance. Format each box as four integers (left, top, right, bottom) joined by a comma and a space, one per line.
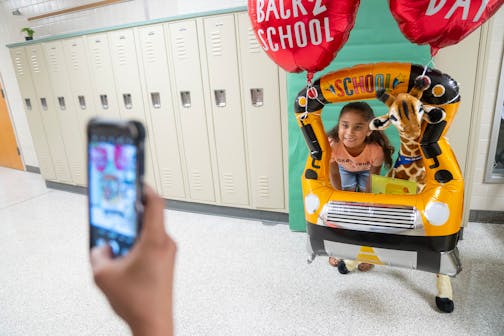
338, 109, 372, 154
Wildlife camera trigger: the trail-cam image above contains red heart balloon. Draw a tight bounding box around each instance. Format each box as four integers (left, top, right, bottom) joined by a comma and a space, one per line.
248, 0, 360, 74
390, 0, 503, 56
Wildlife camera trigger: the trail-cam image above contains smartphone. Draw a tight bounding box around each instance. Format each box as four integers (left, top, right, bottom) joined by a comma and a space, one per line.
87, 118, 145, 257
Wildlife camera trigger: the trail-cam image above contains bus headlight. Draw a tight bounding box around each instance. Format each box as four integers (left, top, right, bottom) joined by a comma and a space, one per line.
425, 201, 450, 226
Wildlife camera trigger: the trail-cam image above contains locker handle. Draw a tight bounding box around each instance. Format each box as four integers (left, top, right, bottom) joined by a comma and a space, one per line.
250, 88, 264, 107
57, 96, 66, 110
214, 90, 226, 107
100, 94, 109, 109
151, 92, 161, 109
25, 98, 32, 111
180, 91, 191, 108
40, 97, 48, 111
78, 95, 86, 110
123, 93, 132, 109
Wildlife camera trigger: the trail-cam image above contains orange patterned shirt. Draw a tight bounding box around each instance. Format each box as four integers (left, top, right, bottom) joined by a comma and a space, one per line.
330, 141, 384, 172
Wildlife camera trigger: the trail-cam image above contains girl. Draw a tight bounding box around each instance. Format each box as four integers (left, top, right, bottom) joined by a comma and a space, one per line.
326, 101, 394, 273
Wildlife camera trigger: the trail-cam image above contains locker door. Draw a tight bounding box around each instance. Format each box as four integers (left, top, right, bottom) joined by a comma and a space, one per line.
136, 25, 186, 199
43, 41, 86, 186
85, 33, 120, 119
25, 44, 72, 183
9, 47, 56, 180
107, 28, 157, 189
62, 37, 97, 132
166, 20, 215, 202
203, 15, 249, 206
237, 12, 285, 210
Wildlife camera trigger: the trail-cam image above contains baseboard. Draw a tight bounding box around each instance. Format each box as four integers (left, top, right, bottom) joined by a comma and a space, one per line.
44, 180, 289, 224
25, 165, 40, 174
46, 181, 87, 194
469, 210, 504, 224
165, 199, 289, 224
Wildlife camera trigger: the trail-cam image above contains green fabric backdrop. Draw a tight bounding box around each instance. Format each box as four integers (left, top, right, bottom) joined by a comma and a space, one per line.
287, 0, 430, 231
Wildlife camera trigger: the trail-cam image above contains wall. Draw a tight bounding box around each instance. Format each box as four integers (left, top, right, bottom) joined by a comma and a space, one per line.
469, 9, 504, 211
0, 0, 245, 167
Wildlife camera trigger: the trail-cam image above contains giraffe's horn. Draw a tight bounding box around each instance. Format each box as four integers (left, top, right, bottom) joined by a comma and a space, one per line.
376, 89, 395, 107
410, 76, 431, 98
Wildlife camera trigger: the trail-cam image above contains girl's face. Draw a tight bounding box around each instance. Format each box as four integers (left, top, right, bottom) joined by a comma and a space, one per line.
338, 109, 372, 151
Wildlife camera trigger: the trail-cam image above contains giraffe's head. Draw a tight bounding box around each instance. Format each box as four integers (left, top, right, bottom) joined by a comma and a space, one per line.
370, 76, 446, 141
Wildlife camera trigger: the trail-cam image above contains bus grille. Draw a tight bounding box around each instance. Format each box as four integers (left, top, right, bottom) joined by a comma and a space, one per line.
323, 201, 419, 233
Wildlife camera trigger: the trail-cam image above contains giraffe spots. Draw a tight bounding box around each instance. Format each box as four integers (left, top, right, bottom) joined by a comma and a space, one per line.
409, 167, 418, 175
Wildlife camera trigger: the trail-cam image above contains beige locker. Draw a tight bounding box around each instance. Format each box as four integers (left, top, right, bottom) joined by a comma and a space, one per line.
135, 25, 186, 199
107, 28, 157, 189
9, 47, 56, 181
25, 44, 72, 184
85, 33, 120, 119
236, 12, 285, 210
203, 15, 249, 206
165, 20, 216, 202
43, 41, 86, 186
61, 37, 97, 132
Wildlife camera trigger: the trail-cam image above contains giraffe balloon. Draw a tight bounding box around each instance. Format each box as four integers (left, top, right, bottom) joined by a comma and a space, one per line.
370, 76, 454, 313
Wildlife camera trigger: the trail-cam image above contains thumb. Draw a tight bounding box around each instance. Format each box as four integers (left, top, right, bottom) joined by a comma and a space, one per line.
140, 185, 167, 244
90, 245, 113, 273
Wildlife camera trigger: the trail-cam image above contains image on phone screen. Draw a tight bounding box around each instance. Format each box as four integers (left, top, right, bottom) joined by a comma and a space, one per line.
88, 135, 138, 256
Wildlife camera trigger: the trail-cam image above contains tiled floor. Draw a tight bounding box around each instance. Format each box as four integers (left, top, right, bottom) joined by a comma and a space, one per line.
0, 167, 503, 336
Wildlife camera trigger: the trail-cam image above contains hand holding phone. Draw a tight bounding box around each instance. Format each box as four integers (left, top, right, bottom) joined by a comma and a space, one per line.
87, 118, 145, 257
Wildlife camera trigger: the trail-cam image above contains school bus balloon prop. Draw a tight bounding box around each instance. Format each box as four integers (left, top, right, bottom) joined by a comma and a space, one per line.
248, 0, 360, 74
297, 62, 463, 313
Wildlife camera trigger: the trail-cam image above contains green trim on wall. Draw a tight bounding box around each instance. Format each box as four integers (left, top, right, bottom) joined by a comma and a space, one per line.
287, 0, 430, 231
7, 6, 247, 48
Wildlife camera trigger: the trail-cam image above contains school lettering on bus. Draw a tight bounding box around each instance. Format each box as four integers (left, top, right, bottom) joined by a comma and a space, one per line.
325, 74, 406, 98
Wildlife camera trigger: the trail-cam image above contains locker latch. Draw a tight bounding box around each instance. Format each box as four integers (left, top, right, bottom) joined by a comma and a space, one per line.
100, 94, 109, 109
250, 88, 264, 107
214, 90, 226, 107
151, 92, 161, 109
25, 98, 32, 110
180, 91, 191, 108
57, 96, 66, 110
40, 97, 48, 111
123, 93, 132, 109
78, 95, 86, 110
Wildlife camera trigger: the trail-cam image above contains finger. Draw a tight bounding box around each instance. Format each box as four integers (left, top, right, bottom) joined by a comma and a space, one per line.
140, 184, 167, 243
90, 245, 113, 272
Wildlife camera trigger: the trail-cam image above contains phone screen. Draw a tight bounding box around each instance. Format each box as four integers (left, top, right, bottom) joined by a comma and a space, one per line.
88, 135, 139, 256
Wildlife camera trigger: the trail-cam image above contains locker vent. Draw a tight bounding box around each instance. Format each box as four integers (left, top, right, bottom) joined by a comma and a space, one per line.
91, 48, 103, 69
30, 55, 40, 72
222, 173, 235, 194
116, 45, 127, 66
161, 169, 174, 190
323, 201, 419, 233
174, 37, 187, 60
257, 176, 270, 199
247, 27, 261, 53
54, 161, 68, 181
70, 50, 80, 70
72, 163, 83, 182
210, 31, 223, 56
145, 40, 156, 63
191, 170, 203, 191
48, 52, 60, 72
14, 57, 24, 76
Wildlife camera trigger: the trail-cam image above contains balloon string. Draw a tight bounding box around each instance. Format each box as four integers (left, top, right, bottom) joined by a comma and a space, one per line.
301, 73, 314, 121
421, 58, 435, 77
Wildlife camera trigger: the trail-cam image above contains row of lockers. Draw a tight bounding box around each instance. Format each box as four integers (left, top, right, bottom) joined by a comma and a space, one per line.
9, 12, 288, 212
